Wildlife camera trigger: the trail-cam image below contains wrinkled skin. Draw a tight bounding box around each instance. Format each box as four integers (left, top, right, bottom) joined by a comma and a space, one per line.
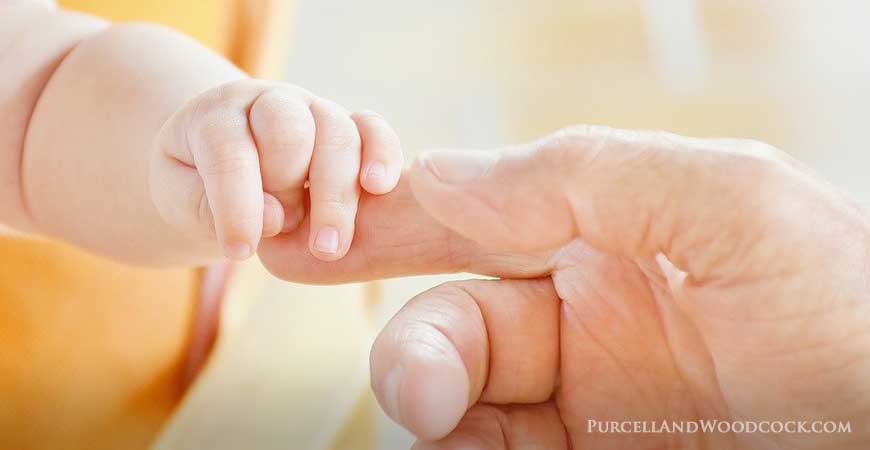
259, 126, 870, 449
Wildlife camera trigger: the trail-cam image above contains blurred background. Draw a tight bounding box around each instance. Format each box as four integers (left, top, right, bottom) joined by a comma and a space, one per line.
286, 0, 870, 199
154, 1, 870, 449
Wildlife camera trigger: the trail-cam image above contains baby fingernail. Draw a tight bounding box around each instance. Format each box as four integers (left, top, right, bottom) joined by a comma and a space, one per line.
224, 242, 252, 260
367, 161, 387, 180
314, 226, 339, 254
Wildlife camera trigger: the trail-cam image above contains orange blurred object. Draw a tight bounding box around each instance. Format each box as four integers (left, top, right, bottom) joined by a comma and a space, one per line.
0, 1, 288, 449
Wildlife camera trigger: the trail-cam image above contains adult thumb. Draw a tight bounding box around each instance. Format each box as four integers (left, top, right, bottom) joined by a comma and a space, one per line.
409, 125, 811, 279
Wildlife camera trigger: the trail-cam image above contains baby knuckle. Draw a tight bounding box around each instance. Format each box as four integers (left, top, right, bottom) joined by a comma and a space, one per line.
367, 123, 402, 152
188, 81, 266, 136
321, 125, 361, 151
311, 101, 360, 148
351, 108, 379, 121
249, 92, 282, 125
200, 147, 259, 176
251, 93, 315, 147
194, 105, 245, 137
251, 90, 302, 124
187, 113, 247, 162
221, 211, 261, 231
311, 190, 350, 211
207, 79, 266, 103
191, 85, 236, 115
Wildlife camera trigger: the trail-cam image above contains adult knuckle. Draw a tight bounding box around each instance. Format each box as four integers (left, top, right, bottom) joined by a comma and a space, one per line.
722, 143, 790, 185
196, 193, 216, 235
736, 138, 779, 157
464, 405, 507, 428
715, 149, 804, 228
535, 130, 584, 168
433, 280, 476, 300
702, 138, 788, 170
396, 283, 483, 348
394, 321, 454, 358
545, 125, 596, 150
432, 280, 490, 306
535, 125, 630, 176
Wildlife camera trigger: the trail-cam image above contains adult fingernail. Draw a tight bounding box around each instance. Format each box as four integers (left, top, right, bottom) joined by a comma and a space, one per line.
381, 365, 404, 423
409, 362, 469, 440
366, 161, 387, 180
313, 226, 339, 254
224, 242, 252, 260
419, 149, 497, 184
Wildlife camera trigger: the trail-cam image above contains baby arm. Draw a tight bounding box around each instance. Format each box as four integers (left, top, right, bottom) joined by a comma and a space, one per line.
0, 1, 402, 265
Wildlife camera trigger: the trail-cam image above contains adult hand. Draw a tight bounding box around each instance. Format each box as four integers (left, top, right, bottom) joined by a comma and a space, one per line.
359, 126, 870, 449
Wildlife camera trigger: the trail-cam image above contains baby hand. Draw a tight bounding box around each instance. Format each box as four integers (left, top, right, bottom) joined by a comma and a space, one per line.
149, 79, 402, 261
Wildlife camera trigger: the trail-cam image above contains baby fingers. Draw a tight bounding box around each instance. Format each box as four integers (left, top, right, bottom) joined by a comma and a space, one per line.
306, 98, 362, 261
305, 104, 403, 261
151, 79, 403, 262
353, 110, 403, 195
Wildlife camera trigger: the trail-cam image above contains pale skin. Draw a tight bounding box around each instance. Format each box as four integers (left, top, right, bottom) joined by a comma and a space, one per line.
2, 3, 399, 446
258, 127, 870, 449
5, 1, 870, 449
0, 0, 403, 264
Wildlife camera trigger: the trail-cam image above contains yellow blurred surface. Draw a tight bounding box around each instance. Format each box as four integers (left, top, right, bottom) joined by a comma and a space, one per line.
153, 259, 376, 450
1, 2, 234, 448
0, 237, 195, 450
58, 0, 233, 54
